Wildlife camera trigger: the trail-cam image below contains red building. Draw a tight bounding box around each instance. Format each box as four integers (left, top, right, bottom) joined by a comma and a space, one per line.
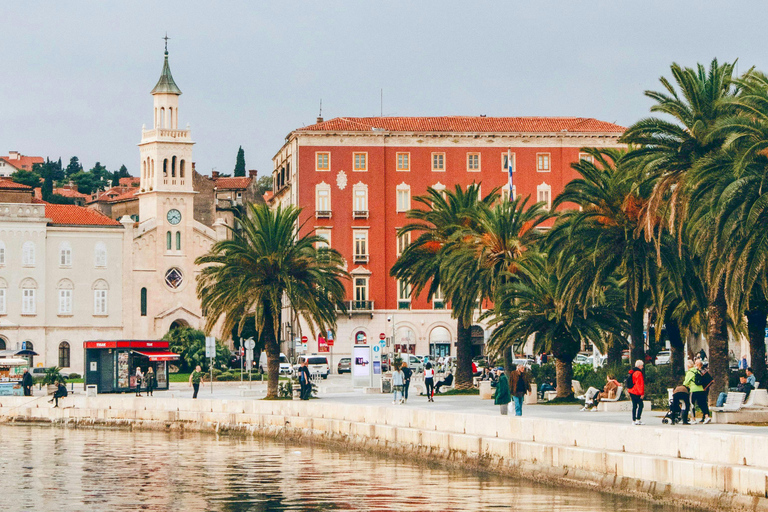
272, 116, 624, 361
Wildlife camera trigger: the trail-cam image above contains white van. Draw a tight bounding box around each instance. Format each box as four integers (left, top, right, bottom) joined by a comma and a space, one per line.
258, 352, 293, 375
294, 355, 330, 379
399, 353, 425, 374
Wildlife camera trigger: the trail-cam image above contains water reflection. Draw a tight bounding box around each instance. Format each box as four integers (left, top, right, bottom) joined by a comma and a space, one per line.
0, 425, 672, 512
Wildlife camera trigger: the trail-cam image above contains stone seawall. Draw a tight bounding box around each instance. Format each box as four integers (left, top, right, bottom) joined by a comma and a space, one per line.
1, 395, 766, 512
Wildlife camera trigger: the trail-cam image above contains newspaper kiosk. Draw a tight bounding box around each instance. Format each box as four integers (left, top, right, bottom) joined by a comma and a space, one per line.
84, 340, 179, 393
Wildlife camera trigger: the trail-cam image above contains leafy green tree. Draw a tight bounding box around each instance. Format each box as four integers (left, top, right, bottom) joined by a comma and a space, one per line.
111, 164, 131, 186
10, 170, 41, 188
234, 146, 246, 177
255, 175, 272, 195
65, 156, 83, 178
162, 326, 229, 372
391, 184, 497, 389
70, 171, 96, 195
35, 158, 64, 201
196, 203, 348, 398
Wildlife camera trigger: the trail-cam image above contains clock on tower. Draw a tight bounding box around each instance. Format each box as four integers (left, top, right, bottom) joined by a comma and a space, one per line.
167, 209, 181, 225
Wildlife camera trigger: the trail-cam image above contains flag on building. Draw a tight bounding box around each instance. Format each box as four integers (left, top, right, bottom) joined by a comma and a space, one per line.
507, 148, 514, 202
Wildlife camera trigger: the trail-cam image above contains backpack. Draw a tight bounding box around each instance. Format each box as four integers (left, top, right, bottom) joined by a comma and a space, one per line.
693, 370, 702, 386
624, 370, 635, 390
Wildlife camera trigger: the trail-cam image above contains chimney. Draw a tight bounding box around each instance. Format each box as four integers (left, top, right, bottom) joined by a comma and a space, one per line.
316, 116, 323, 124
8, 151, 19, 160
211, 170, 219, 179
248, 169, 257, 178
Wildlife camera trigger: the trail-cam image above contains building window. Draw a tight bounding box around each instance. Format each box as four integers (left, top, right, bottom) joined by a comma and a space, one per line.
397, 232, 410, 256
503, 152, 516, 173
176, 231, 181, 251
315, 183, 331, 218
58, 342, 71, 368
537, 153, 551, 172
166, 231, 172, 250
398, 280, 411, 310
0, 279, 6, 315
433, 286, 445, 309
354, 277, 369, 303
396, 184, 411, 212
432, 182, 446, 200
93, 280, 109, 315
537, 182, 552, 210
165, 267, 184, 289
94, 242, 107, 268
140, 287, 147, 316
501, 184, 517, 202
22, 241, 35, 266
22, 283, 36, 315
353, 152, 367, 171
315, 229, 331, 249
396, 153, 410, 171
316, 152, 330, 171
353, 183, 368, 218
432, 153, 445, 172
579, 152, 594, 163
58, 286, 73, 315
0, 241, 5, 265
59, 242, 72, 267
353, 231, 368, 263
467, 153, 480, 172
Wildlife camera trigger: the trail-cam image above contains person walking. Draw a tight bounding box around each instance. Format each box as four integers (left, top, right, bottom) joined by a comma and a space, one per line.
401, 362, 412, 402
509, 365, 531, 416
21, 368, 33, 397
424, 362, 435, 402
670, 383, 691, 425
189, 365, 204, 399
627, 360, 645, 425
494, 368, 511, 415
684, 360, 711, 424
392, 364, 405, 404
298, 360, 311, 400
134, 367, 144, 397
145, 367, 156, 397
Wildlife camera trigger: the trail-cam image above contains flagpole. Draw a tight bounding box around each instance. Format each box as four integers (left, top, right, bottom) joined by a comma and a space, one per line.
507, 148, 513, 202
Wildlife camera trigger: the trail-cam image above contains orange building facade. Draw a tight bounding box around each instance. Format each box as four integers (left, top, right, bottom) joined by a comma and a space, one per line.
272, 116, 624, 364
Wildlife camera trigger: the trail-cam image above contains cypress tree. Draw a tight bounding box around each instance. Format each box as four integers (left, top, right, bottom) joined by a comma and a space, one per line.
234, 146, 246, 177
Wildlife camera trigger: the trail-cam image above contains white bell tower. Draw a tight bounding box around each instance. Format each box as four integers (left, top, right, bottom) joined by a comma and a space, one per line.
138, 37, 194, 221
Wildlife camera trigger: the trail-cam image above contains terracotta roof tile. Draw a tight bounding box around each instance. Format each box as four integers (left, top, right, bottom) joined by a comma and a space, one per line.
262, 191, 274, 202
0, 154, 44, 171
105, 187, 139, 203
215, 177, 252, 190
45, 204, 122, 226
0, 178, 33, 190
297, 116, 625, 134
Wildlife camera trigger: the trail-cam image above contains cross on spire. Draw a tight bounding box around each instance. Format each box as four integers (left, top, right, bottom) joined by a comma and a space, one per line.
163, 33, 170, 54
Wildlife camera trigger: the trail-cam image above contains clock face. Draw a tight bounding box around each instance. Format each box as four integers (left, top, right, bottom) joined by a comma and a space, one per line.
167, 209, 182, 225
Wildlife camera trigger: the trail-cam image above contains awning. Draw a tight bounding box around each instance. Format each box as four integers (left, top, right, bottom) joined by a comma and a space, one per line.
131, 350, 180, 362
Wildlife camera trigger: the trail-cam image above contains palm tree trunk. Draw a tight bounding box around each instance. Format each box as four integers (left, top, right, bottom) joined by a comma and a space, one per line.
263, 303, 281, 399
746, 307, 768, 389
666, 317, 685, 382
503, 346, 513, 384
707, 283, 729, 403
606, 335, 623, 366
454, 317, 473, 390
554, 357, 574, 398
630, 305, 645, 363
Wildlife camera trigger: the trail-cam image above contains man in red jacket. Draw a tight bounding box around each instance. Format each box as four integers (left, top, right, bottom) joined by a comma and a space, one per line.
627, 360, 645, 425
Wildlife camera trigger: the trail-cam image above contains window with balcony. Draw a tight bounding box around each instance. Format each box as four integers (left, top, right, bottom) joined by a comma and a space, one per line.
353, 183, 368, 218
316, 152, 330, 171
353, 152, 367, 171
396, 184, 411, 212
354, 277, 369, 310
537, 182, 552, 210
315, 183, 331, 218
537, 153, 551, 172
502, 152, 516, 173
396, 152, 410, 171
315, 229, 331, 249
397, 232, 410, 256
353, 231, 368, 263
467, 153, 480, 172
398, 279, 411, 310
432, 153, 445, 172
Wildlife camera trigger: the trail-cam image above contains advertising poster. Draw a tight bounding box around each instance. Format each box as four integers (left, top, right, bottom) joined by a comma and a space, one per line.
318, 334, 329, 353
353, 346, 369, 377
117, 352, 130, 389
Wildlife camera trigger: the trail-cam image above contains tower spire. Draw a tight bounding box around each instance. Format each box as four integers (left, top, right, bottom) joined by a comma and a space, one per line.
151, 35, 182, 95
163, 33, 170, 55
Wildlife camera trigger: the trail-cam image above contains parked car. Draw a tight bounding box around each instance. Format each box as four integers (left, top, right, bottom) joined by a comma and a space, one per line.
294, 355, 330, 379
31, 367, 71, 380
258, 352, 293, 375
399, 354, 425, 373
655, 350, 671, 365
337, 357, 351, 374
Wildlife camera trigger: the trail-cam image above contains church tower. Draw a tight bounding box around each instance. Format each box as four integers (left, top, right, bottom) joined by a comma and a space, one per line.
138, 41, 194, 222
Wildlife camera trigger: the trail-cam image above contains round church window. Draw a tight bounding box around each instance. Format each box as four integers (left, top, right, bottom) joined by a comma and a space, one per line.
164, 267, 184, 289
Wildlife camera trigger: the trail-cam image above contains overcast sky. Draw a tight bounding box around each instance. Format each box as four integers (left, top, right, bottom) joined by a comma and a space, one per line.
1, 1, 766, 178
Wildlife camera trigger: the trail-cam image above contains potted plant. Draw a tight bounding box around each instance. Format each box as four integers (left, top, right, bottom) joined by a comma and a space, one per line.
42, 366, 65, 395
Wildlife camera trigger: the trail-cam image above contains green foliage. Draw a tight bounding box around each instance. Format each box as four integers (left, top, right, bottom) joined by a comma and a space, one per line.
439, 388, 479, 395
65, 156, 83, 177
46, 194, 77, 205
161, 327, 229, 372
67, 373, 82, 379
41, 366, 66, 386
529, 363, 556, 385
234, 146, 246, 177
11, 170, 41, 188
111, 164, 131, 186
70, 171, 97, 194
255, 174, 272, 195
278, 379, 295, 399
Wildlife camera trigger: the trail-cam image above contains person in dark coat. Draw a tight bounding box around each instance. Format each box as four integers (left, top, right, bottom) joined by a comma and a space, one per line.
298, 361, 311, 400
509, 365, 532, 416
21, 368, 34, 397
50, 380, 67, 408
494, 368, 511, 415
401, 363, 412, 402
145, 367, 156, 396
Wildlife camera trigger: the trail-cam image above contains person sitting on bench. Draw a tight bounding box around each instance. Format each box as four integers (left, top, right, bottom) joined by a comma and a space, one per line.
716, 374, 753, 407
434, 372, 454, 394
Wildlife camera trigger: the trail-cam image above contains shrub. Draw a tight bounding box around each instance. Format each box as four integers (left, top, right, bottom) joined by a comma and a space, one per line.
529, 362, 556, 385
67, 373, 82, 379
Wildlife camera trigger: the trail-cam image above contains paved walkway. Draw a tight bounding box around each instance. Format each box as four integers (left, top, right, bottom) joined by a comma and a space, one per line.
56, 375, 764, 436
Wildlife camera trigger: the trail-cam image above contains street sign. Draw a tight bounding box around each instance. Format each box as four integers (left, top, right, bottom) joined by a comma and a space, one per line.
244, 338, 255, 350
301, 335, 308, 343
379, 333, 386, 340
327, 338, 334, 347
373, 345, 380, 353
205, 336, 216, 358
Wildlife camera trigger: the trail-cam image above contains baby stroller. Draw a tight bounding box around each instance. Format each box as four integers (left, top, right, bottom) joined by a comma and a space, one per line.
661, 388, 686, 425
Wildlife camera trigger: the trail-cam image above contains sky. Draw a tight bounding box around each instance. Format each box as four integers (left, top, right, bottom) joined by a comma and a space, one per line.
2, 1, 767, 179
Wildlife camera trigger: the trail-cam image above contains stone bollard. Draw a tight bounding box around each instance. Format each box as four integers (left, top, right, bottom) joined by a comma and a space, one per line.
479, 380, 493, 400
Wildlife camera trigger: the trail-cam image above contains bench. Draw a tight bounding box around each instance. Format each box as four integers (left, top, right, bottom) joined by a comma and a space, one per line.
572, 380, 585, 397
600, 386, 623, 402
712, 391, 746, 412
597, 400, 651, 412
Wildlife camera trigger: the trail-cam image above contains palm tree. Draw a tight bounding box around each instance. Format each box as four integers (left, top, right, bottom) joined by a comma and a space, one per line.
391, 183, 497, 389
486, 255, 628, 398
195, 203, 348, 398
547, 148, 677, 363
620, 59, 739, 399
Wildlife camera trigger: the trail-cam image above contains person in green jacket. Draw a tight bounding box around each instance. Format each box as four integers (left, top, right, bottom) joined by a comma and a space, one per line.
683, 360, 711, 424
494, 368, 511, 415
